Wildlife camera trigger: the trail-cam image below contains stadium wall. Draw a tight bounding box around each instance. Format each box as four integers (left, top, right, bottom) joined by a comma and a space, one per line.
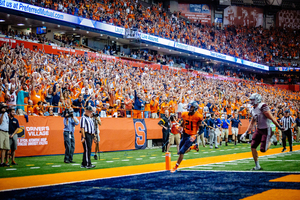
14, 116, 249, 157
272, 84, 300, 91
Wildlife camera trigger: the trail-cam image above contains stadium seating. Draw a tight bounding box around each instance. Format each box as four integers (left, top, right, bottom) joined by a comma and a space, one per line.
14, 0, 300, 67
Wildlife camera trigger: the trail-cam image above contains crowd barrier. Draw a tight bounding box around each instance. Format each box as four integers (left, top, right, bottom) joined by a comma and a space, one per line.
15, 116, 249, 157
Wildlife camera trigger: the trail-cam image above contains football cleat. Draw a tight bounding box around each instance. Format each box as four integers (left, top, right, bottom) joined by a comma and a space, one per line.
194, 143, 199, 152
251, 166, 263, 171
170, 166, 178, 173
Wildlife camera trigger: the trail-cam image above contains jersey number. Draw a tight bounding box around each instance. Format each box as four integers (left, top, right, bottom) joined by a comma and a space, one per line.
185, 120, 193, 131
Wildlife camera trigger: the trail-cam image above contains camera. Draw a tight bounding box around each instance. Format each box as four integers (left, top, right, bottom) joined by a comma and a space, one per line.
92, 112, 99, 117
0, 103, 8, 114
62, 109, 73, 118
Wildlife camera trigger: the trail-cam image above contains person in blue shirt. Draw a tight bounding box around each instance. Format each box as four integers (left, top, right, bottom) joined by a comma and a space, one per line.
215, 114, 222, 146
296, 112, 300, 142
63, 108, 79, 163
207, 99, 213, 113
72, 94, 85, 117
133, 90, 143, 118
207, 113, 219, 149
231, 114, 242, 145
221, 114, 230, 146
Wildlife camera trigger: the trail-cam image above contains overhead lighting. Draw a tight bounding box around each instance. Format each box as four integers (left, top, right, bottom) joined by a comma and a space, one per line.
25, 18, 28, 20
169, 50, 171, 52
158, 47, 160, 49
7, 14, 10, 17
116, 38, 118, 40
57, 25, 60, 27
196, 56, 198, 58
42, 21, 45, 24
100, 34, 103, 36
75, 35, 80, 37
0, 20, 5, 22
73, 28, 75, 31
86, 31, 89, 33
17, 23, 25, 26
180, 52, 182, 54
146, 44, 148, 46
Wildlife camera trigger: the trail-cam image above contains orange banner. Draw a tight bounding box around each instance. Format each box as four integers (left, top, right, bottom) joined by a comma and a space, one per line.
15, 116, 249, 157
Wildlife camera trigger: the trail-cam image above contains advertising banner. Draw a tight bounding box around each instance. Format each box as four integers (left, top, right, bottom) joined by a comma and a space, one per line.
15, 116, 249, 157
0, 0, 125, 35
178, 4, 211, 23
266, 15, 275, 29
224, 6, 263, 27
276, 10, 300, 29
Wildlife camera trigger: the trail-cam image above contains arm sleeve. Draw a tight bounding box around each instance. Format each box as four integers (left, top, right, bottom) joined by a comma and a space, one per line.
74, 117, 79, 125
80, 118, 85, 129
16, 119, 20, 128
261, 104, 270, 113
158, 119, 165, 126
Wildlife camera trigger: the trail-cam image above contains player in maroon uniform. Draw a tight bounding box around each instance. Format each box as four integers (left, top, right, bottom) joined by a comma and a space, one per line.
240, 93, 283, 170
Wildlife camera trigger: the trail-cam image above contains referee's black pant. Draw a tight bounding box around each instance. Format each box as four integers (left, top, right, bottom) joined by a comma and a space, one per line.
82, 133, 93, 167
282, 129, 293, 151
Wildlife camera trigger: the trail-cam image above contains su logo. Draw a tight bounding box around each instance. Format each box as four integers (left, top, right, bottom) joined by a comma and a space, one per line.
133, 120, 147, 149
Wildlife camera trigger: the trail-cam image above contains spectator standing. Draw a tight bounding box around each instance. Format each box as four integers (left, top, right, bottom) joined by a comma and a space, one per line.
63, 108, 79, 163
72, 94, 85, 117
150, 95, 159, 118
0, 103, 9, 167
221, 114, 230, 146
16, 84, 30, 115
124, 94, 133, 118
6, 108, 20, 165
92, 110, 101, 160
207, 113, 219, 149
133, 90, 143, 118
231, 114, 242, 145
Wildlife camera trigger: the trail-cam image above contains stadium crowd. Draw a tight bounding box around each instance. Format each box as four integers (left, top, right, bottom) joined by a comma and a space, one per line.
0, 42, 299, 121
16, 0, 300, 67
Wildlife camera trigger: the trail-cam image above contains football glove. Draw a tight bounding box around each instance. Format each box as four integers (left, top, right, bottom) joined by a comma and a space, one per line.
240, 132, 248, 140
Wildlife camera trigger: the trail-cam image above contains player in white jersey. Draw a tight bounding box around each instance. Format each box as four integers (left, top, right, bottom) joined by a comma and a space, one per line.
240, 93, 283, 170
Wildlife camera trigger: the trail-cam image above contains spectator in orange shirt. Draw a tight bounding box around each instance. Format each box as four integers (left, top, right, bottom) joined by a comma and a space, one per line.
150, 95, 159, 118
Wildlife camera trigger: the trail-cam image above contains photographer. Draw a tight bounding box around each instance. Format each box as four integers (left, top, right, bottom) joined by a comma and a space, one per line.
92, 110, 101, 160
0, 103, 9, 167
62, 108, 79, 163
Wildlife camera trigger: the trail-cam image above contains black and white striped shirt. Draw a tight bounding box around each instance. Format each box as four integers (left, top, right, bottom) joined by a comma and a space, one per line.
80, 115, 95, 134
280, 116, 295, 130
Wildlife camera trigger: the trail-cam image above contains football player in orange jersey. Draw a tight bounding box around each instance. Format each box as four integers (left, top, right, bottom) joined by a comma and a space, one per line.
171, 101, 203, 173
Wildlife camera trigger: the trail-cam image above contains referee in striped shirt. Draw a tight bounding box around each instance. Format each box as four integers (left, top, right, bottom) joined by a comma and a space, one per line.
280, 110, 295, 152
80, 106, 95, 168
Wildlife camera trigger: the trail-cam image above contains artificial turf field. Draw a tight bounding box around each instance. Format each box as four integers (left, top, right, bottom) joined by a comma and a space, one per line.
1, 142, 300, 199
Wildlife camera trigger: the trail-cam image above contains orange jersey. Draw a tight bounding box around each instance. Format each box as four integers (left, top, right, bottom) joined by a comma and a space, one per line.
182, 111, 203, 135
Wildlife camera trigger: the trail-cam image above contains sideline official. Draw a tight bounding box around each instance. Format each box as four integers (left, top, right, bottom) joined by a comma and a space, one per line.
80, 106, 95, 169
63, 108, 79, 163
281, 110, 295, 152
